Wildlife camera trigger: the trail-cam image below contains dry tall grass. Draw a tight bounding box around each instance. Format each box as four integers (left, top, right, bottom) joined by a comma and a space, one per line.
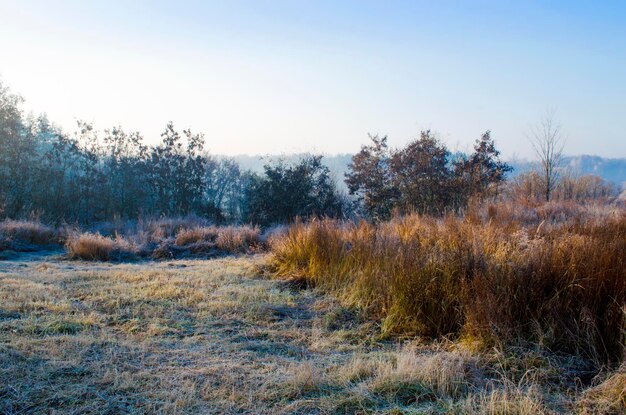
65, 232, 135, 260
578, 363, 626, 414
174, 226, 219, 246
142, 216, 209, 243
216, 225, 262, 253
65, 222, 262, 260
271, 203, 626, 365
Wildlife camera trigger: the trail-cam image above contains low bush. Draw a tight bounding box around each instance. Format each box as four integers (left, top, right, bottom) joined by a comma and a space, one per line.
271, 208, 626, 365
0, 220, 57, 246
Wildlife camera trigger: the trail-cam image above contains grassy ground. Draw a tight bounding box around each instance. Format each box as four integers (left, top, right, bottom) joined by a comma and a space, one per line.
0, 253, 622, 414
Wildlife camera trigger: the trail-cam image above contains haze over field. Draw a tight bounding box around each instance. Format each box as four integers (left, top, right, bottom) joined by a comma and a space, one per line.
1, 0, 625, 158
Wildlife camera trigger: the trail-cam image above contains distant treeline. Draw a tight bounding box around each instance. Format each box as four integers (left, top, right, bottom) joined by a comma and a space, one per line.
0, 81, 617, 225
0, 81, 347, 225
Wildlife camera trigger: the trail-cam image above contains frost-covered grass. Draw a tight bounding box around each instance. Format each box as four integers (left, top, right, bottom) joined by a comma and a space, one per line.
1, 253, 621, 414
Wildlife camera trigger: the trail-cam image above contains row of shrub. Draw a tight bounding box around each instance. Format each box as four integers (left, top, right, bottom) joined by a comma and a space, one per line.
0, 217, 264, 260
66, 225, 262, 260
270, 202, 626, 366
0, 220, 59, 251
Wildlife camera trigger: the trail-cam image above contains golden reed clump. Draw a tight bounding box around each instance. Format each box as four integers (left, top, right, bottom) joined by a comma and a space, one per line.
271, 204, 626, 365
65, 232, 124, 260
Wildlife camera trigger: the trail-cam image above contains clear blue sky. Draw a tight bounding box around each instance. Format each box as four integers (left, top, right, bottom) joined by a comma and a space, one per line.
1, 0, 624, 158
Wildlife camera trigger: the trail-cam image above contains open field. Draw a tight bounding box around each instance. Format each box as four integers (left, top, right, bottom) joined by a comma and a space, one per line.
1, 250, 623, 414
2, 2, 626, 413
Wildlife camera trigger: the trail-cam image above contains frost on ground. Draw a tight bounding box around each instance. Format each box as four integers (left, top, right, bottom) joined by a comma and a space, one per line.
0, 254, 621, 414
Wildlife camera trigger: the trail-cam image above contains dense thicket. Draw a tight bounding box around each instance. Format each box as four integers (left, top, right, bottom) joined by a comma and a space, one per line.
244, 155, 346, 226
345, 131, 512, 219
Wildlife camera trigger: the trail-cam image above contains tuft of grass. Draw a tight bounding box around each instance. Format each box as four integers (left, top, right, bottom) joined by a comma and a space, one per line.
469, 387, 549, 415
578, 364, 626, 414
66, 232, 135, 261
281, 361, 328, 398
174, 226, 219, 246
366, 346, 476, 402
22, 318, 93, 335
216, 225, 261, 253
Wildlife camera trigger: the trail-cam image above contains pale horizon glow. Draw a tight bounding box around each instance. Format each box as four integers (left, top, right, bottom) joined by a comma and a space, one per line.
1, 0, 625, 159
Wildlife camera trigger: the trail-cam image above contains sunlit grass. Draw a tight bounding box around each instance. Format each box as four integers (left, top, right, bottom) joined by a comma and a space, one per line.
271, 203, 626, 366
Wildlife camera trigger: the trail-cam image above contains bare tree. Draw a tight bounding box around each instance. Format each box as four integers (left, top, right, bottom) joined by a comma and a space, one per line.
528, 111, 565, 202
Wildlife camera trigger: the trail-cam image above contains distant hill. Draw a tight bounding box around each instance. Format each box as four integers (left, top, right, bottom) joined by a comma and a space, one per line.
222, 154, 626, 190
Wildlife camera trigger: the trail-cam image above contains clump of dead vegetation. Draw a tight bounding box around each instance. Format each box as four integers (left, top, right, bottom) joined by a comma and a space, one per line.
216, 225, 263, 253
0, 219, 59, 252
0, 216, 264, 261
271, 201, 626, 368
578, 363, 626, 414
65, 218, 263, 261
65, 232, 136, 261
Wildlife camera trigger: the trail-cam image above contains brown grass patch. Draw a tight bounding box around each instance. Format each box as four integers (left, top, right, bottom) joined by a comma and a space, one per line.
66, 233, 135, 260
271, 208, 626, 365
64, 223, 264, 260
579, 364, 626, 414
174, 226, 219, 246
216, 225, 261, 253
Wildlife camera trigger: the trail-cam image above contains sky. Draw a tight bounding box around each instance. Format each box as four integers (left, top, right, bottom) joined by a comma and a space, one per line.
1, 0, 625, 159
